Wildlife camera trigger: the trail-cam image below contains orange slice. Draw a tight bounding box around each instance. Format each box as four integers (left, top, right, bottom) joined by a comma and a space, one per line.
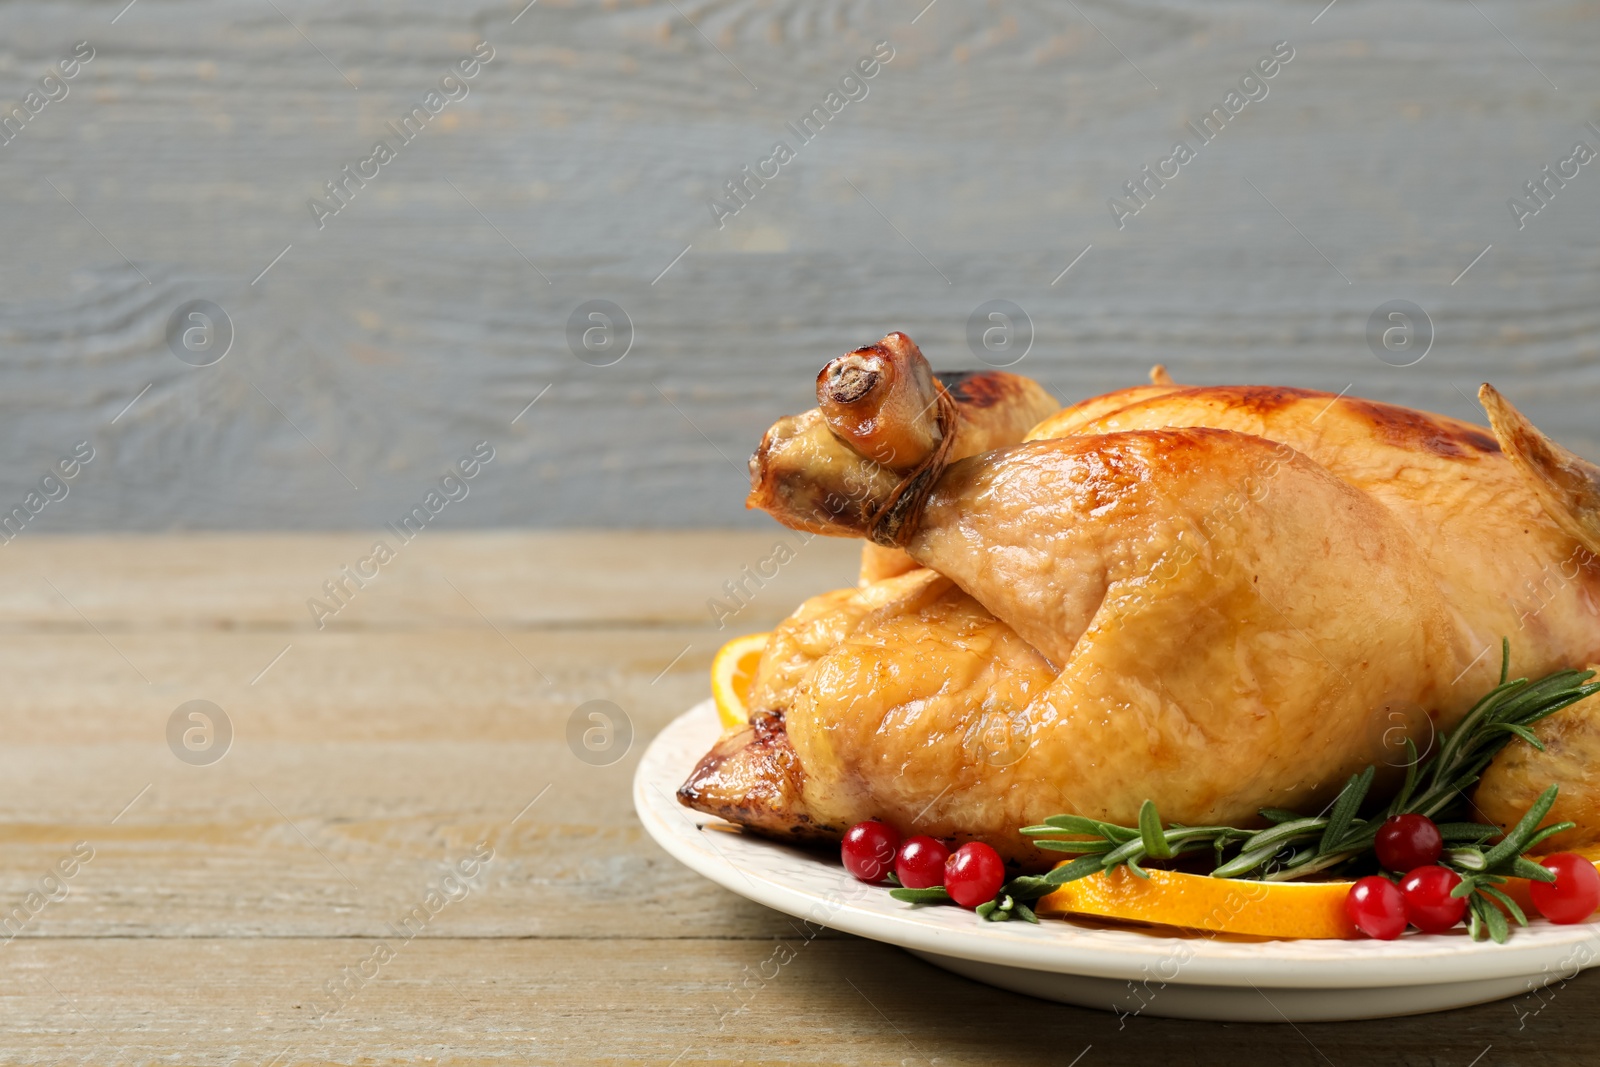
711, 632, 770, 730
1036, 849, 1600, 938
1036, 865, 1359, 939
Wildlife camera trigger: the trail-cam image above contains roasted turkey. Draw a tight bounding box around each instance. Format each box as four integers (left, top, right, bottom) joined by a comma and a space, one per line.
678, 332, 1600, 866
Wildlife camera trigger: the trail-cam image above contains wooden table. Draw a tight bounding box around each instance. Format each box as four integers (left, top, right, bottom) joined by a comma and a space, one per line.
0, 531, 1590, 1065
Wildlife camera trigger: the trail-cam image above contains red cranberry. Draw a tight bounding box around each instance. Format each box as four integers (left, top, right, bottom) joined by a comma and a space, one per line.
894, 836, 950, 890
1345, 875, 1407, 940
944, 842, 1005, 909
841, 820, 900, 884
1399, 865, 1467, 933
1530, 853, 1600, 924
1373, 814, 1443, 873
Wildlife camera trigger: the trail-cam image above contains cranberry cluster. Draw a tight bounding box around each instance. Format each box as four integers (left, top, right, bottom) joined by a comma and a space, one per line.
841, 820, 1005, 908
1345, 814, 1600, 938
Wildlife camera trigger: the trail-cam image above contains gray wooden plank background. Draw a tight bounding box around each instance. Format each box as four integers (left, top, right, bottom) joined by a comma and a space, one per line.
0, 0, 1596, 530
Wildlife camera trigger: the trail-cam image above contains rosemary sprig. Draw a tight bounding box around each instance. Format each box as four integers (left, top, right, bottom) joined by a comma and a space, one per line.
1003, 640, 1598, 940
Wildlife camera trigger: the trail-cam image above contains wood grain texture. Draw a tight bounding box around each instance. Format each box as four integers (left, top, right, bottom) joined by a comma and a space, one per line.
0, 530, 860, 627
0, 0, 1596, 529
5, 938, 1593, 1066
0, 530, 1596, 1064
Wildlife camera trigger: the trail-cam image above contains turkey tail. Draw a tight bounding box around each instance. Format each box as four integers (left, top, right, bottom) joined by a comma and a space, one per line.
1480, 383, 1600, 557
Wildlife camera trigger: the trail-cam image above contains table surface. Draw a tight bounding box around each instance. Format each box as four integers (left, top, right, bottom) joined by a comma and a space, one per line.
1, 530, 1593, 1065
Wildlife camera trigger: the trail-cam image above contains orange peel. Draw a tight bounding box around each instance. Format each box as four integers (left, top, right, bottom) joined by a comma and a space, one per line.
1036, 865, 1359, 939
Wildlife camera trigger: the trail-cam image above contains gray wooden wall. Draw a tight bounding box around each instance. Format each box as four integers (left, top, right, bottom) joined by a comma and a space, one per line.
1, 0, 1596, 530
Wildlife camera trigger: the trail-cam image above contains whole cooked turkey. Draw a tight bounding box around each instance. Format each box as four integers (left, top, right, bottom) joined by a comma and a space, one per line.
679, 332, 1600, 866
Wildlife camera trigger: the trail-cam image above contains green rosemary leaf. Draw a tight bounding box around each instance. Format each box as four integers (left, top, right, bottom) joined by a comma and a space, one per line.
1407, 774, 1484, 823
1101, 837, 1150, 868
1393, 737, 1420, 812
1013, 901, 1039, 924
1034, 813, 1103, 833
1042, 853, 1115, 885
1466, 897, 1484, 941
1437, 823, 1499, 842
1487, 722, 1546, 751
1482, 897, 1510, 944
975, 899, 1000, 920
1482, 784, 1559, 868
1212, 841, 1288, 879
1495, 677, 1561, 718
1258, 808, 1304, 824
1521, 821, 1578, 857
1004, 875, 1057, 901
1033, 838, 1116, 854
1500, 637, 1510, 685
1259, 850, 1355, 881
1166, 826, 1247, 845
1511, 857, 1558, 883
1478, 884, 1528, 927
1036, 838, 1088, 857
890, 886, 952, 904
1496, 671, 1590, 717
1484, 676, 1595, 748
1426, 679, 1524, 790
1447, 847, 1487, 872
1125, 857, 1149, 880
1320, 766, 1374, 854
1032, 814, 1138, 841
1139, 800, 1173, 860
1235, 818, 1325, 859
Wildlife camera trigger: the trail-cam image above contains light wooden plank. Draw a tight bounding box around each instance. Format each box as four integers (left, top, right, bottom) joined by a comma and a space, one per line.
0, 625, 722, 737
0, 937, 1581, 1066
0, 531, 858, 627
0, 620, 813, 940
0, 530, 855, 943
0, 740, 825, 941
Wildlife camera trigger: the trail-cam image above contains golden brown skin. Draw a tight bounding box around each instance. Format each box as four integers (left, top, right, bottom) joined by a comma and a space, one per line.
1476, 675, 1600, 851
685, 346, 1600, 863
857, 542, 921, 585
1468, 387, 1600, 845
678, 713, 817, 838
854, 369, 1064, 584
1024, 383, 1600, 696
1479, 383, 1600, 563
683, 569, 1058, 850
938, 369, 1064, 453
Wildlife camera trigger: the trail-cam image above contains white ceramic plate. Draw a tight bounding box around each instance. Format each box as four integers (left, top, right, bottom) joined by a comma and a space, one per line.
635, 700, 1600, 1022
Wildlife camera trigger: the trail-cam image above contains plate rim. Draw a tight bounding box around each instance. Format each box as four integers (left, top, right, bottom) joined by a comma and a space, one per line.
635, 699, 1600, 991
